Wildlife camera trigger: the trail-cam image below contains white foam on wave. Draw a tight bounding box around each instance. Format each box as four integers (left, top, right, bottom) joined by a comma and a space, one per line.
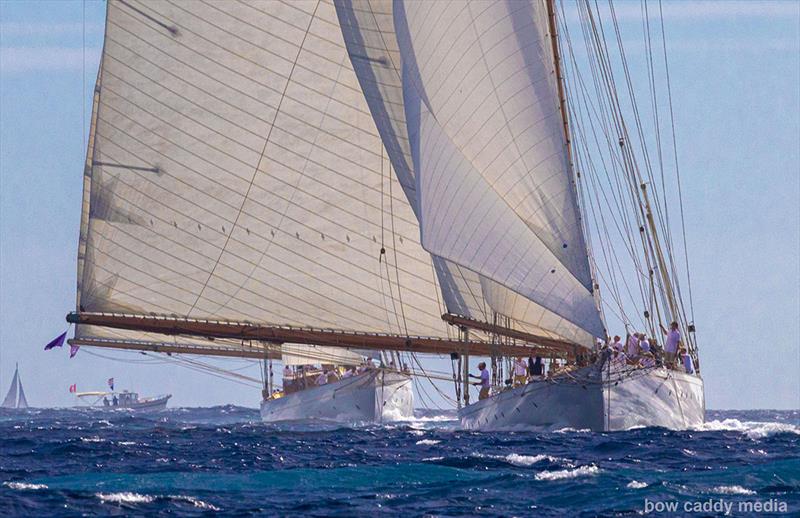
627, 480, 648, 489
473, 452, 571, 467
693, 418, 800, 440
415, 439, 441, 445
169, 495, 221, 511
96, 492, 155, 504
711, 485, 756, 496
3, 481, 48, 490
534, 464, 599, 481
80, 436, 105, 443
553, 427, 591, 434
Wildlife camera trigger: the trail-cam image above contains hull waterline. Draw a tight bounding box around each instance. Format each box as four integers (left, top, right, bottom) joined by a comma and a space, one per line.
260, 370, 413, 424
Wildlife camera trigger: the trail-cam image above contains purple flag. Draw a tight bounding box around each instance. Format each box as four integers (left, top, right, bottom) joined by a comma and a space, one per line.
69, 344, 80, 358
44, 331, 67, 350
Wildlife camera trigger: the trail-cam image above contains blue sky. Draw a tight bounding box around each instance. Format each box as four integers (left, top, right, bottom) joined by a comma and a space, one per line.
1, 0, 798, 410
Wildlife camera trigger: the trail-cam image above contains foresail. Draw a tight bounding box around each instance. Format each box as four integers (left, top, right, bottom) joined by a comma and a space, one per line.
76, 0, 452, 349
336, 0, 604, 341
1, 368, 19, 409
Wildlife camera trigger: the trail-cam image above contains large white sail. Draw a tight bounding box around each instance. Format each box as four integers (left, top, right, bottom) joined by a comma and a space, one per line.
75, 0, 453, 354
336, 0, 603, 342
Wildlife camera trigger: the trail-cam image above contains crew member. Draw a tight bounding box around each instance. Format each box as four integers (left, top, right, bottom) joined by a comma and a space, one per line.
469, 362, 491, 400
661, 321, 681, 368
513, 357, 527, 387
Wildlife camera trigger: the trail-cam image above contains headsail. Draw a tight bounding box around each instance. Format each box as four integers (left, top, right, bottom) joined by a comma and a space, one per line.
1, 365, 20, 409
336, 0, 604, 344
75, 0, 453, 354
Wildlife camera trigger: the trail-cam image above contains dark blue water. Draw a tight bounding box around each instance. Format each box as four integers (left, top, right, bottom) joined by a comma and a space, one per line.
1, 408, 797, 516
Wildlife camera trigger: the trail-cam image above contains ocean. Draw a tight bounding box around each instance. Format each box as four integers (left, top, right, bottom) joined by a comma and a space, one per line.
1, 408, 797, 516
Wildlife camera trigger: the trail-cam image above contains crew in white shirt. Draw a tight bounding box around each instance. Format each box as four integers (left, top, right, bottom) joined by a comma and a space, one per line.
513, 357, 528, 387
661, 321, 681, 368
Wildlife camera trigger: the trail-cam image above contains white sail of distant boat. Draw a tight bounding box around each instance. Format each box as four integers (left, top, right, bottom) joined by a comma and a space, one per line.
64, 0, 704, 430
2, 364, 28, 409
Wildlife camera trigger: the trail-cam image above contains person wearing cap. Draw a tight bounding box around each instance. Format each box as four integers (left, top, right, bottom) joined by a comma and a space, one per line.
469, 362, 491, 400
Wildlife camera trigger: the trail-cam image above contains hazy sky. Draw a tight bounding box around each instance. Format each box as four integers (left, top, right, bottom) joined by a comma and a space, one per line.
1, 0, 798, 410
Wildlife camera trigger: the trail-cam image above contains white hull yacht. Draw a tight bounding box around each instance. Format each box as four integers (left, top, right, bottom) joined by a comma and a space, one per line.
460, 361, 704, 432
260, 369, 412, 424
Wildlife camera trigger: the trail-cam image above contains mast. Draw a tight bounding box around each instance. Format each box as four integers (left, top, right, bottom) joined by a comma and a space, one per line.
547, 0, 605, 334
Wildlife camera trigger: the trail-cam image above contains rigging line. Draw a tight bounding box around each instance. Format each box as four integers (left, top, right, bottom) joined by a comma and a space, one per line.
410, 352, 456, 406
657, 0, 695, 323
187, 0, 321, 316
388, 160, 410, 336
564, 1, 651, 315
583, 0, 663, 316
560, 2, 648, 277
206, 51, 352, 317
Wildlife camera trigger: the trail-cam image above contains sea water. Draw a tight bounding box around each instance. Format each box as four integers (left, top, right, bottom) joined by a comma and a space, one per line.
0, 408, 797, 516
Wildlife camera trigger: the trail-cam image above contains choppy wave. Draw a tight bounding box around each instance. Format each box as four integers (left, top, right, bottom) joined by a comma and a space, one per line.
96, 492, 154, 504
0, 408, 796, 516
3, 481, 48, 490
693, 418, 800, 439
535, 465, 600, 481
711, 485, 757, 496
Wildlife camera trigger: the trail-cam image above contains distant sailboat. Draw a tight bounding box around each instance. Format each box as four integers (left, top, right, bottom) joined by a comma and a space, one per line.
1, 364, 29, 409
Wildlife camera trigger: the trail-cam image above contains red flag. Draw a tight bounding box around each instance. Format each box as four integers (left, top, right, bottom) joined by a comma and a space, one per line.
68, 384, 77, 393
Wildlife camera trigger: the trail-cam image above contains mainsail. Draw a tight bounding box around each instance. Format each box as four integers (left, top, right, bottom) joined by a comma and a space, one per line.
75, 0, 460, 362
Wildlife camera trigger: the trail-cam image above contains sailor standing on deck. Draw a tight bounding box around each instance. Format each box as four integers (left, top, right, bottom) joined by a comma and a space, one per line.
661, 321, 681, 368
513, 357, 528, 387
469, 362, 491, 400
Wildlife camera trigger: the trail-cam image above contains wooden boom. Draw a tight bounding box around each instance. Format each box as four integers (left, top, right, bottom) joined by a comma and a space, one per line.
441, 313, 580, 357
69, 337, 281, 360
66, 312, 567, 358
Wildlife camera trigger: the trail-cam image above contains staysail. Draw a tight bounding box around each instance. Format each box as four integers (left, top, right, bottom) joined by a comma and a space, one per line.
1, 365, 20, 409
75, 0, 458, 362
336, 0, 604, 345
